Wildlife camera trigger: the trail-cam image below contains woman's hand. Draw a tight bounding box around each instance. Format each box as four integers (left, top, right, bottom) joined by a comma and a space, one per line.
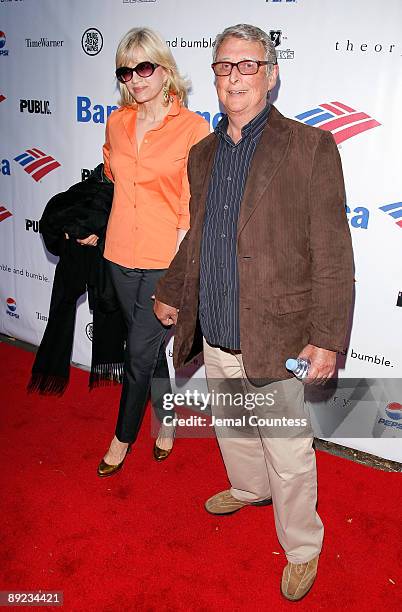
76, 234, 99, 247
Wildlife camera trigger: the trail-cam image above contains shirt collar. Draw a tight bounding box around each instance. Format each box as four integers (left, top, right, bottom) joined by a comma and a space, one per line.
167, 95, 181, 117
215, 100, 271, 141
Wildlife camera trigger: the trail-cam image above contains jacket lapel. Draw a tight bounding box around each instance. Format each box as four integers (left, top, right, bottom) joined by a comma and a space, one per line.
237, 106, 293, 236
190, 134, 217, 226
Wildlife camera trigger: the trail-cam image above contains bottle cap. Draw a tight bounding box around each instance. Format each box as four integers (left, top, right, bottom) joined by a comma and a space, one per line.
285, 358, 298, 371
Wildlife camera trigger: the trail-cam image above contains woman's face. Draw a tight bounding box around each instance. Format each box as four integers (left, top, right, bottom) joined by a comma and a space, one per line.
123, 47, 167, 106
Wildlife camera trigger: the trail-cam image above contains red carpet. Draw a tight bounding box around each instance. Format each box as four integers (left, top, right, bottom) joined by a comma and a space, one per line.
1, 342, 401, 611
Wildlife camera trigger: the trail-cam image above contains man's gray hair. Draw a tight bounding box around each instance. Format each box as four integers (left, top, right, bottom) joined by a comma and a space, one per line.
213, 24, 277, 73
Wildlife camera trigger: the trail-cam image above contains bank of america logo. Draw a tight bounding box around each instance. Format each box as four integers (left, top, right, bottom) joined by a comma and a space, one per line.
0, 205, 12, 222
379, 202, 402, 229
14, 148, 61, 181
0, 94, 5, 103
295, 102, 381, 144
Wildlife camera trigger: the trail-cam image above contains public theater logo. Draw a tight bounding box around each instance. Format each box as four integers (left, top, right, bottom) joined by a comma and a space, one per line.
0, 205, 12, 223
20, 99, 51, 115
0, 30, 9, 56
6, 297, 19, 319
81, 28, 103, 56
25, 218, 39, 233
295, 101, 381, 145
14, 148, 61, 182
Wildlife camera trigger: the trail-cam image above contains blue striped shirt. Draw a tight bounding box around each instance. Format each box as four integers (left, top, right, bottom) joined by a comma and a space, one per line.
199, 103, 270, 349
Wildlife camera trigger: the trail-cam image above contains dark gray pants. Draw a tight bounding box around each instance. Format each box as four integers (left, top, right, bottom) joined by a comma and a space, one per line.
108, 262, 171, 443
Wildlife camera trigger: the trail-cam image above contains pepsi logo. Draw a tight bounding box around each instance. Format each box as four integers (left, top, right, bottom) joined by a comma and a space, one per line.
384, 402, 402, 421
6, 297, 16, 312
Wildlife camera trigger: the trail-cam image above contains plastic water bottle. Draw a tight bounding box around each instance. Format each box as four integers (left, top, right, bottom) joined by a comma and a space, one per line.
286, 357, 311, 380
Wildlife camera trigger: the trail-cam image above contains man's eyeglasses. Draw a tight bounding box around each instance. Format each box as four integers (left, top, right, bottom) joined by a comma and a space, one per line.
116, 62, 159, 83
211, 60, 276, 76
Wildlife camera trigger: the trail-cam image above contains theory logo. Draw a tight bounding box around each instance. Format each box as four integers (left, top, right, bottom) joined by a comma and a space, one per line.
0, 204, 12, 222
20, 99, 51, 114
335, 39, 399, 55
14, 148, 61, 181
295, 101, 381, 144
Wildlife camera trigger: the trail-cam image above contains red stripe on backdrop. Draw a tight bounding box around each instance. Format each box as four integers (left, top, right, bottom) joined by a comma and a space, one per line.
320, 103, 345, 115
24, 156, 54, 174
332, 119, 381, 144
31, 147, 46, 156
27, 149, 42, 159
318, 112, 370, 132
0, 209, 12, 222
31, 160, 61, 181
331, 101, 356, 112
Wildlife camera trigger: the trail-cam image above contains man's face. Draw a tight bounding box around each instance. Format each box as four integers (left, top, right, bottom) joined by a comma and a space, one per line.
214, 37, 278, 120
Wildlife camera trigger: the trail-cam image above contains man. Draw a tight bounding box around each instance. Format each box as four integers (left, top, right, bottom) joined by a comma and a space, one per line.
154, 24, 354, 601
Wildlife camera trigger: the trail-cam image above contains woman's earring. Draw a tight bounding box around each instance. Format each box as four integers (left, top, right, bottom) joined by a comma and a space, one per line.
163, 83, 170, 104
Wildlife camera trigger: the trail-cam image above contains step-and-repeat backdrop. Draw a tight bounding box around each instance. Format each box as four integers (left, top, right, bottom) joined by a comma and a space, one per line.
1, 0, 401, 461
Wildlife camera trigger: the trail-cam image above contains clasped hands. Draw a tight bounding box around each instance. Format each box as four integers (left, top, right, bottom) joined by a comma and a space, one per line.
153, 299, 179, 327
65, 233, 98, 246
153, 301, 336, 385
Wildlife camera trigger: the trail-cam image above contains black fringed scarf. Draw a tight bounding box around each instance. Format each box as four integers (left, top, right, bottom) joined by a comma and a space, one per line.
27, 164, 126, 395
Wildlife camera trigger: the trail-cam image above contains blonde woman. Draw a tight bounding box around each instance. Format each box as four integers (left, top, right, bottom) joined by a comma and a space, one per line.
97, 28, 209, 476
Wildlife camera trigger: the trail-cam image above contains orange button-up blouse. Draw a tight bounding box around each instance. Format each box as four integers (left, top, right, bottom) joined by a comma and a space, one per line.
103, 97, 209, 269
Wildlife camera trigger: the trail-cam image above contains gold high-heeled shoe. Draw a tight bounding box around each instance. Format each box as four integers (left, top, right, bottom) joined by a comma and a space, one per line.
153, 422, 176, 461
97, 444, 132, 477
153, 441, 173, 461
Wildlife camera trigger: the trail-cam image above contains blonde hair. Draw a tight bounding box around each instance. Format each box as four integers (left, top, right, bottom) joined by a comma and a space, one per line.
115, 27, 190, 107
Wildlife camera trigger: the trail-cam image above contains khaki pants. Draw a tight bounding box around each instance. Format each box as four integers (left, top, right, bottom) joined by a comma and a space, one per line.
203, 339, 324, 563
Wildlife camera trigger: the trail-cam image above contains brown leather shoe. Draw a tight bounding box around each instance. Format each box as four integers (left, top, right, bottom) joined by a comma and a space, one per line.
205, 489, 272, 515
281, 555, 319, 601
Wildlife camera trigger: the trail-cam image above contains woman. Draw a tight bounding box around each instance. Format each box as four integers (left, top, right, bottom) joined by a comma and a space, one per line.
97, 27, 209, 476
